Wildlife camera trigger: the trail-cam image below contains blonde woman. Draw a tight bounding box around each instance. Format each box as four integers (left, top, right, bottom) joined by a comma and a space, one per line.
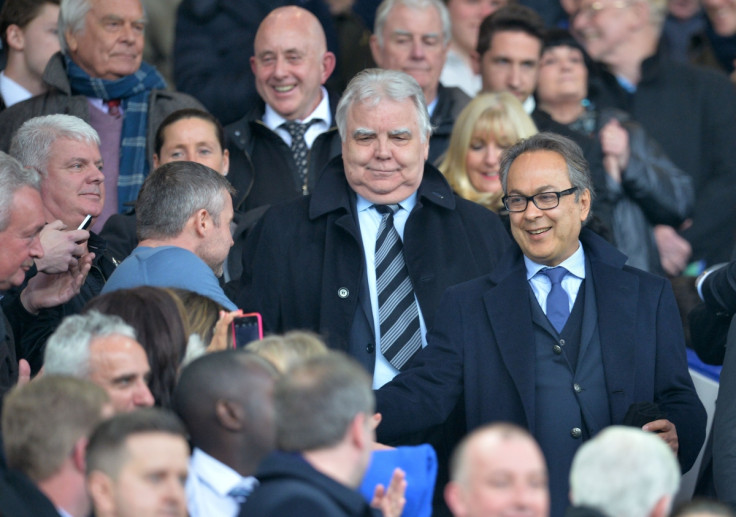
438, 91, 537, 212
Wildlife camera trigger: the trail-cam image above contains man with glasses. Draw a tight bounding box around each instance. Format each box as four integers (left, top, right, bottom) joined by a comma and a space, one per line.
374, 132, 706, 517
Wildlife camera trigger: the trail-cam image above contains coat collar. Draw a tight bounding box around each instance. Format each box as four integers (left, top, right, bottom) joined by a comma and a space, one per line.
308, 156, 457, 221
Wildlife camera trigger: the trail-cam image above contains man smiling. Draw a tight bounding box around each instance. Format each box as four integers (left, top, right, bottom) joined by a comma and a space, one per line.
225, 6, 342, 214
0, 0, 202, 231
374, 132, 706, 517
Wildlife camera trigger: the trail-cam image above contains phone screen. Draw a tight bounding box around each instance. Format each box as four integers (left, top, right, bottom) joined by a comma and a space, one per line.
231, 313, 263, 349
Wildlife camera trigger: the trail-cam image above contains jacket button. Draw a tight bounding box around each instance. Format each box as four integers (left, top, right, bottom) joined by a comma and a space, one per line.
553, 345, 562, 354
559, 338, 565, 346
337, 287, 349, 298
570, 427, 582, 439
573, 383, 582, 393
366, 343, 375, 354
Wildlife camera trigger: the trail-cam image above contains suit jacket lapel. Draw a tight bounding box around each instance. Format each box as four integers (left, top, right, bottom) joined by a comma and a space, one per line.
483, 262, 537, 431
591, 259, 639, 423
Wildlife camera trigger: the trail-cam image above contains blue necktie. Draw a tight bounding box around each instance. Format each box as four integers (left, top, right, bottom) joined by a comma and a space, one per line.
542, 266, 570, 333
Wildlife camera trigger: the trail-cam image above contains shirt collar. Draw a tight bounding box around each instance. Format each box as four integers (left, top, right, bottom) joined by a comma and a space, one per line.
0, 71, 33, 108
524, 241, 586, 281
190, 448, 254, 496
355, 191, 418, 214
263, 87, 331, 131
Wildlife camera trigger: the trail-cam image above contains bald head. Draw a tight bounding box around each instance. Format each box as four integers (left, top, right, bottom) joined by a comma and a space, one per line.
173, 350, 278, 475
446, 424, 549, 517
250, 6, 336, 120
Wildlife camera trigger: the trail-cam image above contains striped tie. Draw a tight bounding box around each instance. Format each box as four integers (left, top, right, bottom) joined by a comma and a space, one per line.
374, 204, 422, 370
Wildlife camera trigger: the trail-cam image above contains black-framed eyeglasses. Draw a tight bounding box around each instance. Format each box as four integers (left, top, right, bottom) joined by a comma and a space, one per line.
502, 187, 578, 212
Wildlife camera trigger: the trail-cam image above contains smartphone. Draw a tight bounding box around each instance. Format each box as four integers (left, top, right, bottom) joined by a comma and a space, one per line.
77, 214, 93, 230
231, 312, 263, 349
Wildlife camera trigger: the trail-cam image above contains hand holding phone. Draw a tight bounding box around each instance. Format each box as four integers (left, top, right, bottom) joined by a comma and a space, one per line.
231, 312, 263, 348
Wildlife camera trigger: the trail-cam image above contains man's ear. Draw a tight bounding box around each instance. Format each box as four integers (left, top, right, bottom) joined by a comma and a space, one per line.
5, 24, 24, 52
87, 471, 116, 516
215, 398, 245, 432
192, 208, 209, 237
444, 481, 467, 517
71, 437, 88, 473
152, 153, 160, 169
321, 51, 337, 84
65, 30, 78, 53
349, 412, 371, 450
471, 51, 481, 75
369, 34, 383, 67
221, 149, 230, 176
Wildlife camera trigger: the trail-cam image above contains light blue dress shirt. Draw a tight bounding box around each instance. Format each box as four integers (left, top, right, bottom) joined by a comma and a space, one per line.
524, 242, 586, 315
356, 193, 428, 389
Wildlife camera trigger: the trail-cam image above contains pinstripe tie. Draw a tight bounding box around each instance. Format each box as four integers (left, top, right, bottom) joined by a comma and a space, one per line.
281, 119, 318, 194
374, 204, 422, 370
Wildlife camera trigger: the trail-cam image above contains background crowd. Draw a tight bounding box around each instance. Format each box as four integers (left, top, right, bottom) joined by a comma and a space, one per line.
1, 0, 736, 516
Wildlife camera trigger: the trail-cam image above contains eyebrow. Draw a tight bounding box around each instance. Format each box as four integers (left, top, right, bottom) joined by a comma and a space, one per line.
352, 128, 376, 138
389, 128, 412, 137
391, 29, 440, 39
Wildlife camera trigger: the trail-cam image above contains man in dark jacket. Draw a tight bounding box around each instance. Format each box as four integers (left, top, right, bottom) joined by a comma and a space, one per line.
225, 5, 342, 214
241, 353, 404, 517
2, 114, 116, 374
231, 68, 510, 383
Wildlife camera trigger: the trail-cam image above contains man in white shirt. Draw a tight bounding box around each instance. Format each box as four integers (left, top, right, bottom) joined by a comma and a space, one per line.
173, 350, 278, 517
224, 6, 342, 213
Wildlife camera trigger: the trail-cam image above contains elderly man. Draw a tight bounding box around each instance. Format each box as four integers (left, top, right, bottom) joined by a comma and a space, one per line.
103, 161, 236, 309
0, 0, 60, 109
225, 6, 342, 213
568, 426, 681, 517
233, 68, 509, 384
374, 132, 706, 517
0, 0, 202, 231
444, 423, 549, 517
44, 311, 155, 412
0, 152, 45, 396
369, 0, 470, 163
573, 0, 736, 272
241, 352, 405, 517
86, 408, 190, 517
173, 350, 278, 516
0, 376, 111, 517
1, 114, 116, 374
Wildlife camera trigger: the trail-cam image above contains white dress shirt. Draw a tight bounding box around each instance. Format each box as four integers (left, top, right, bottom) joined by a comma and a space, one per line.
262, 86, 331, 148
0, 71, 32, 108
186, 448, 258, 517
356, 194, 428, 389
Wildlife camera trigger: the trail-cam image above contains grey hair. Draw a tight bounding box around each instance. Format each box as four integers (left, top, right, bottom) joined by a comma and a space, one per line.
570, 426, 680, 517
58, 0, 147, 55
275, 352, 374, 452
58, 0, 91, 55
374, 0, 451, 47
10, 114, 100, 175
136, 161, 235, 241
336, 68, 432, 143
44, 311, 138, 378
0, 152, 41, 231
499, 132, 594, 220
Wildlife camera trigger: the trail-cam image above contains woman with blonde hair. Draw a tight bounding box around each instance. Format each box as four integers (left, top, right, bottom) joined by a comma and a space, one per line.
438, 91, 537, 212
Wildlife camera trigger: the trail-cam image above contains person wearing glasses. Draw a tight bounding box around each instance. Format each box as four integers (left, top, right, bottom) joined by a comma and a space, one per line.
374, 132, 706, 517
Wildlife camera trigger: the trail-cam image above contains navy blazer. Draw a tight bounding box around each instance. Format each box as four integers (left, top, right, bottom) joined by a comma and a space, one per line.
375, 228, 706, 473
